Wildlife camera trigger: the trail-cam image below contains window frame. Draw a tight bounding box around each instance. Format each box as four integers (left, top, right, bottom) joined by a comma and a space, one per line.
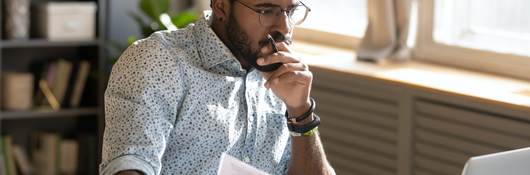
414, 0, 530, 80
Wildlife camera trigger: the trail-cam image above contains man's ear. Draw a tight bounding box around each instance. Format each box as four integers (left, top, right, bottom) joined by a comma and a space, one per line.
211, 0, 231, 22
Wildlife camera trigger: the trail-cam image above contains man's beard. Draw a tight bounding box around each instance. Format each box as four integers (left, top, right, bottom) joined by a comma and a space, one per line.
224, 12, 291, 72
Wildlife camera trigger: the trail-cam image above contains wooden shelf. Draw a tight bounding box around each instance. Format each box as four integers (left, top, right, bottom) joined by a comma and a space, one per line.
0, 107, 99, 120
0, 39, 100, 48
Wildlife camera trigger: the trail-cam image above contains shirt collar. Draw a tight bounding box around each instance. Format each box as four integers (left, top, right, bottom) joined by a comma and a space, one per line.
193, 11, 241, 70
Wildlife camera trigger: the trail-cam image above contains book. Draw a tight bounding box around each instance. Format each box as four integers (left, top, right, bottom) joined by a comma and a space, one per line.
52, 60, 73, 106
35, 62, 57, 107
12, 145, 32, 175
33, 59, 91, 109
45, 63, 57, 95
32, 133, 59, 175
39, 79, 60, 111
68, 60, 90, 108
0, 135, 5, 175
2, 135, 18, 175
59, 140, 78, 175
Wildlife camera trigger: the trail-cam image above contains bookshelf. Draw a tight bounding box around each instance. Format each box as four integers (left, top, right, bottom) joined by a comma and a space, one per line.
1, 108, 99, 120
0, 40, 101, 48
0, 0, 107, 174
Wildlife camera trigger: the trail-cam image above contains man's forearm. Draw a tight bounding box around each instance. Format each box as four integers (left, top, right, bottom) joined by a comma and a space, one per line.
288, 115, 334, 175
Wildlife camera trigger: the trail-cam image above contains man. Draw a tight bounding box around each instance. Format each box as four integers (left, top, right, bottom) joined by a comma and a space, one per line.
100, 0, 335, 174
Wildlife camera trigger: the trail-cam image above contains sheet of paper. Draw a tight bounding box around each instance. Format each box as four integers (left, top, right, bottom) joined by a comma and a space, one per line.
217, 153, 270, 175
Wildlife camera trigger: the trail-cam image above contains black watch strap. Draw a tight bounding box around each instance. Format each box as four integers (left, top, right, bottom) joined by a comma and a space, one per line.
287, 114, 320, 134
285, 97, 316, 122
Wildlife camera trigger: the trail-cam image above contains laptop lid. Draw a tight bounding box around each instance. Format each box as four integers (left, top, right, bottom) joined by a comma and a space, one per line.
461, 147, 530, 175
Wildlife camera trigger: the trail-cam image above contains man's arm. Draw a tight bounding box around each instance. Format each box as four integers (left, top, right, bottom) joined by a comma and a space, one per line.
99, 35, 183, 175
287, 114, 335, 175
258, 41, 335, 175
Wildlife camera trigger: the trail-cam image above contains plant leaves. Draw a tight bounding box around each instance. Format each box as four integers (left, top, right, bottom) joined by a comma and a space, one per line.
171, 11, 198, 29
139, 0, 170, 21
127, 36, 138, 45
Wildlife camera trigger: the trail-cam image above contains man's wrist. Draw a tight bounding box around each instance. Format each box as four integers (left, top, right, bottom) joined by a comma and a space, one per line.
285, 97, 320, 134
287, 114, 320, 134
292, 113, 314, 125
285, 97, 316, 125
290, 126, 318, 137
286, 100, 311, 118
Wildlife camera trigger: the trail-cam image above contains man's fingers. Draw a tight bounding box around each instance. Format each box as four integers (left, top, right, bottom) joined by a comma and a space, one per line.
257, 52, 300, 66
267, 71, 312, 88
264, 63, 308, 81
261, 41, 292, 54
274, 42, 292, 52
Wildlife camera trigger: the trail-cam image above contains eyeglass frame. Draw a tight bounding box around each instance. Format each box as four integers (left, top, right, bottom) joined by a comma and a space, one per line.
233, 0, 311, 27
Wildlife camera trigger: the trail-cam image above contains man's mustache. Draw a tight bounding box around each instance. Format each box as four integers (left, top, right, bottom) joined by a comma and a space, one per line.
260, 32, 292, 46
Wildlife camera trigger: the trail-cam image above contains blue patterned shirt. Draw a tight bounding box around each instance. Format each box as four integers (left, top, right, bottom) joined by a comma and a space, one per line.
100, 12, 291, 175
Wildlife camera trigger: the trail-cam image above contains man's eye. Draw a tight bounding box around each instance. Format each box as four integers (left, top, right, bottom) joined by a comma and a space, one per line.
259, 9, 276, 15
288, 8, 296, 15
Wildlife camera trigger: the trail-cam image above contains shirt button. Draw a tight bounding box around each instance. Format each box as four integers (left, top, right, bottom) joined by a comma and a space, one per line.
243, 156, 250, 163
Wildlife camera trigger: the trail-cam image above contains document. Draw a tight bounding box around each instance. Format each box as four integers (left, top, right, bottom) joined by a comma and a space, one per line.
217, 153, 270, 175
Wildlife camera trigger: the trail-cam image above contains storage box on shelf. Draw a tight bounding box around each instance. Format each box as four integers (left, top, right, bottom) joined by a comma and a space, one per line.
37, 2, 97, 41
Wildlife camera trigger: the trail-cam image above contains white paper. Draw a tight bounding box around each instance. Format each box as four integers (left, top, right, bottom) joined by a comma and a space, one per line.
218, 153, 270, 175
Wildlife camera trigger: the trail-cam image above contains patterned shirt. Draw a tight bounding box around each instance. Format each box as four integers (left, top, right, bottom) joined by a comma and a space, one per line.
99, 11, 291, 175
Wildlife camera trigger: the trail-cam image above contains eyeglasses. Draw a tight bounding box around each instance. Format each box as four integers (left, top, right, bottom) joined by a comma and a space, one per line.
234, 0, 311, 27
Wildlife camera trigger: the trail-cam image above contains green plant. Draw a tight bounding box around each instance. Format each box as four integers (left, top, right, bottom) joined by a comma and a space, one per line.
106, 0, 198, 68
130, 0, 198, 37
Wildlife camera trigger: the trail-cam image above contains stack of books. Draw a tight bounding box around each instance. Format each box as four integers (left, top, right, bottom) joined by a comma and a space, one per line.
34, 59, 92, 111
1, 133, 97, 175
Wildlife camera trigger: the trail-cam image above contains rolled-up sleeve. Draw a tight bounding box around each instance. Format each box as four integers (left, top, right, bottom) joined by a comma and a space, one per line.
99, 33, 184, 175
100, 155, 154, 175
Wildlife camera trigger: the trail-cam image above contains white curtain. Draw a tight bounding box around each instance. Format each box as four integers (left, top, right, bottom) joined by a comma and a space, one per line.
356, 0, 412, 63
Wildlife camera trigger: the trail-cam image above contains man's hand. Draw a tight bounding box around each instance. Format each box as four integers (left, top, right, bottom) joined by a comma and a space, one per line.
257, 42, 312, 117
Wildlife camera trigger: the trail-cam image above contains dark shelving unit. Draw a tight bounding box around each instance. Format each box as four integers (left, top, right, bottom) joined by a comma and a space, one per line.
0, 0, 107, 173
0, 108, 99, 120
0, 39, 101, 48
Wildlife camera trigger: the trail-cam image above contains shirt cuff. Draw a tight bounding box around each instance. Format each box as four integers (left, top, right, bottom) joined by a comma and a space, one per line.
100, 155, 156, 175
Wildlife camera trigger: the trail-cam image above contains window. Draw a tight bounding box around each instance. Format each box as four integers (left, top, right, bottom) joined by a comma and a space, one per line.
295, 0, 368, 48
415, 0, 530, 80
433, 0, 530, 57
301, 0, 367, 38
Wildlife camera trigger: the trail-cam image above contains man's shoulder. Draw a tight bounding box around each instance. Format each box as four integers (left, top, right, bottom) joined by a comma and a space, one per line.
123, 25, 199, 65
133, 26, 196, 53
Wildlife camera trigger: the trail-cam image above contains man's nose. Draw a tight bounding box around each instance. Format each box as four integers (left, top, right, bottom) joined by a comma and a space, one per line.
271, 13, 293, 37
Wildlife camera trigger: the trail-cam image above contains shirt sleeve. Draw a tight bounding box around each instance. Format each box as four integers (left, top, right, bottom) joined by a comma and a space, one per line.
99, 33, 184, 175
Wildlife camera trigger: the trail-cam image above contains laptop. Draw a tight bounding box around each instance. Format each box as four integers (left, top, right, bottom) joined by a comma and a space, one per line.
461, 147, 530, 175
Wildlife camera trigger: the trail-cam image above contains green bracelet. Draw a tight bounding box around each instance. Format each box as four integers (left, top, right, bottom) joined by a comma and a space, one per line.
303, 127, 318, 136
290, 127, 318, 137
